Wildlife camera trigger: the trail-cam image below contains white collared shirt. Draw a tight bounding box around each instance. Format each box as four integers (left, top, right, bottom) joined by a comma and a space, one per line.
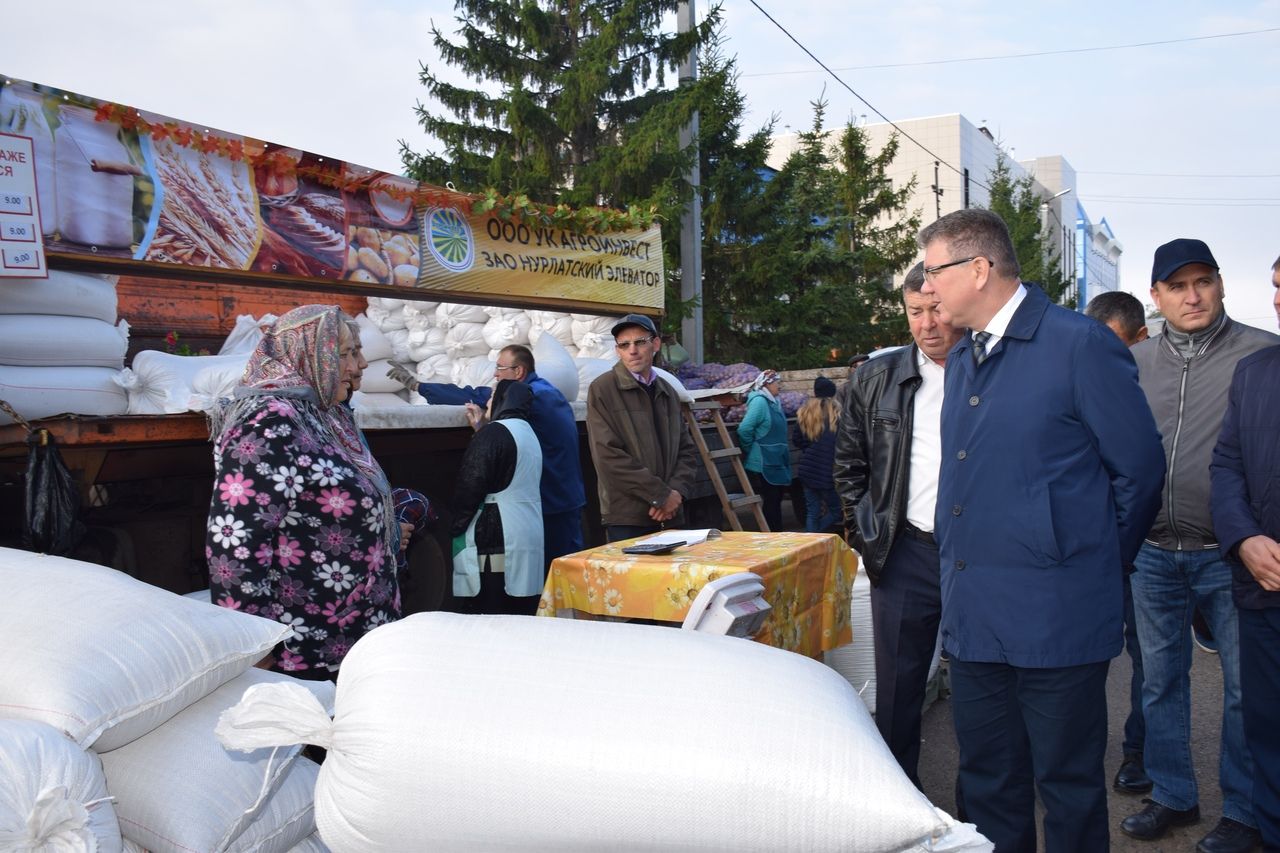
976, 282, 1028, 355
905, 346, 946, 533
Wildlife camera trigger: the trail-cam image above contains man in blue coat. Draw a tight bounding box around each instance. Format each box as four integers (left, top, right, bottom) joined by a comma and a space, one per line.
1210, 255, 1280, 851
919, 208, 1165, 852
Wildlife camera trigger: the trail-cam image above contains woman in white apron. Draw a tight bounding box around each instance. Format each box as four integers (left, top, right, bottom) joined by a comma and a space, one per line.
449, 379, 544, 615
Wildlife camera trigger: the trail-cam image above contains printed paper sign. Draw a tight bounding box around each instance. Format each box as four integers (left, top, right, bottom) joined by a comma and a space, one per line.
0, 132, 46, 277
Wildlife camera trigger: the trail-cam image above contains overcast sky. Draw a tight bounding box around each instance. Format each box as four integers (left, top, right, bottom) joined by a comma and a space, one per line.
8, 0, 1278, 330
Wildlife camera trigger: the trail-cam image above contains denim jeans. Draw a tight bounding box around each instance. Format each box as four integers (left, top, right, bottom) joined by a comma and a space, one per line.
1130, 543, 1254, 825
803, 486, 840, 533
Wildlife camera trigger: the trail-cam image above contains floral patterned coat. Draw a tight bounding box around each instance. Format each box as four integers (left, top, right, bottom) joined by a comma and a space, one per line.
206, 396, 400, 674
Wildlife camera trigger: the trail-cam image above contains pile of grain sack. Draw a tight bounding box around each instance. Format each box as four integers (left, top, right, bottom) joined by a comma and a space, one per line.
0, 271, 129, 425
0, 548, 331, 852
360, 295, 628, 406
1, 548, 987, 852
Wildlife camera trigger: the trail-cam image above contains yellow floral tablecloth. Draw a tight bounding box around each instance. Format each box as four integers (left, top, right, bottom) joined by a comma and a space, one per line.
536, 532, 856, 658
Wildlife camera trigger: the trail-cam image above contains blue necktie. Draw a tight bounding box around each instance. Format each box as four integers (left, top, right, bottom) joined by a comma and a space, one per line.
973, 330, 992, 366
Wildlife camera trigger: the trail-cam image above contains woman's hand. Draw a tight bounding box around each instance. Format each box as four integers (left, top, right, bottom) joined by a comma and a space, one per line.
399, 521, 414, 554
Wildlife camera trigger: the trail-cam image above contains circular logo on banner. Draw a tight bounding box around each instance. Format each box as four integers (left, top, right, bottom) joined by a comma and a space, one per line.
425, 206, 475, 273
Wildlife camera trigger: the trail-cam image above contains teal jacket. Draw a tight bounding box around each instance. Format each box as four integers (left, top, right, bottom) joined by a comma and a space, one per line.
737, 391, 792, 486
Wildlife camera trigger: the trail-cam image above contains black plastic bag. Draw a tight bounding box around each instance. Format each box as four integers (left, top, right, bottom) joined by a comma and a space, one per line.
23, 428, 85, 556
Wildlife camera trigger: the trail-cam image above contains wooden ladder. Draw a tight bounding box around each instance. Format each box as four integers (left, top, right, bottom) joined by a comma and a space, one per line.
682, 401, 769, 532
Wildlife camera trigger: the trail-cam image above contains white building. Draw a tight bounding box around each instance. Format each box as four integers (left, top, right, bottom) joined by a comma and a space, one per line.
767, 114, 1119, 309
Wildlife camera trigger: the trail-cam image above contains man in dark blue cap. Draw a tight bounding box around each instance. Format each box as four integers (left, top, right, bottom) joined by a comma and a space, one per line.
1122, 239, 1279, 853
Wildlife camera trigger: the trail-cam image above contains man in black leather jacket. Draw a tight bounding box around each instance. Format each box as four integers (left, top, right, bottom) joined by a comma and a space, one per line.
833, 262, 963, 787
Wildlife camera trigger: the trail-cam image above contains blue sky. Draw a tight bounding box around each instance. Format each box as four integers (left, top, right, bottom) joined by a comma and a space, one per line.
9, 0, 1278, 329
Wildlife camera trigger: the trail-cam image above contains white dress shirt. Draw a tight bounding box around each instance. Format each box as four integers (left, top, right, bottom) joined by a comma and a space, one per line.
905, 346, 946, 533
977, 282, 1028, 355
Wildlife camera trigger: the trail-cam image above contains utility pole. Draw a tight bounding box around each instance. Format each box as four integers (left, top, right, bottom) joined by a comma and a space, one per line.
930, 161, 944, 220
677, 0, 703, 363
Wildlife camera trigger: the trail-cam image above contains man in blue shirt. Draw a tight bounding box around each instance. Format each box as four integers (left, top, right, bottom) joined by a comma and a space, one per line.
465, 345, 586, 581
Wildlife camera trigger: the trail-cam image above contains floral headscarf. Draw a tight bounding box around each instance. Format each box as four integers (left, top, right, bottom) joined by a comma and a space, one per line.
211, 304, 397, 558
751, 369, 780, 394
237, 304, 345, 407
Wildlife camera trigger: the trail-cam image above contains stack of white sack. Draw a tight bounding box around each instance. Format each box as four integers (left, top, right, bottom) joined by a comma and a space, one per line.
0, 271, 129, 424
216, 612, 991, 853
527, 310, 576, 353
571, 312, 621, 359
118, 351, 250, 415
0, 547, 332, 853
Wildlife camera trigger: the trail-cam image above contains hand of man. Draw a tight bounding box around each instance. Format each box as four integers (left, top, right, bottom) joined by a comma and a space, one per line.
398, 521, 414, 554
648, 489, 682, 522
464, 402, 488, 431
386, 363, 418, 392
1239, 535, 1280, 592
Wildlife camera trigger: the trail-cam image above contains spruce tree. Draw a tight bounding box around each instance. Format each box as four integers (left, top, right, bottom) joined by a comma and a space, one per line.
402, 0, 720, 216
984, 157, 1074, 306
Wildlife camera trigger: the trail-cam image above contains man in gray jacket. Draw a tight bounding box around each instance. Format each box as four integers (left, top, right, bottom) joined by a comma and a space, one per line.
1122, 239, 1280, 853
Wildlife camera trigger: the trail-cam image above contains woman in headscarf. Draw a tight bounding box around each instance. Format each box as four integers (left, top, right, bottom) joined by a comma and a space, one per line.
449, 378, 544, 616
737, 369, 792, 531
206, 304, 407, 678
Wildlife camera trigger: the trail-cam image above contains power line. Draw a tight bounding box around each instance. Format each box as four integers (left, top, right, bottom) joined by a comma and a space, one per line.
745, 0, 991, 192
741, 26, 1280, 77
1079, 169, 1280, 178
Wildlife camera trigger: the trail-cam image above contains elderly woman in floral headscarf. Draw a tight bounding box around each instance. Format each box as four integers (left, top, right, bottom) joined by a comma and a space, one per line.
206, 304, 414, 678
736, 369, 792, 531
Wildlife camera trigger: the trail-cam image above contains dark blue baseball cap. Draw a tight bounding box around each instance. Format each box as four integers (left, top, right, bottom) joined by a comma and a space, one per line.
611, 313, 659, 338
1152, 238, 1219, 284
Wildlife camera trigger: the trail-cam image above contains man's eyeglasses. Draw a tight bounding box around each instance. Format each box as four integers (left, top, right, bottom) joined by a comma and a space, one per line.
494, 364, 519, 373
615, 336, 654, 350
923, 256, 989, 281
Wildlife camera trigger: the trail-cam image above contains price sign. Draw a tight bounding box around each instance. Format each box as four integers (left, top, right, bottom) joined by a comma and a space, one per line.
0, 133, 46, 278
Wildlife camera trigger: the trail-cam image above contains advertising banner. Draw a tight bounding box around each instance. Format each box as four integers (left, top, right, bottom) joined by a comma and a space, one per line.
0, 76, 663, 311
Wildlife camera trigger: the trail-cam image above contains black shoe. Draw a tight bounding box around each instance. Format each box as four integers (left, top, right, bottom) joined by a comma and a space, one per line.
1114, 752, 1154, 794
1120, 799, 1201, 840
1196, 818, 1261, 853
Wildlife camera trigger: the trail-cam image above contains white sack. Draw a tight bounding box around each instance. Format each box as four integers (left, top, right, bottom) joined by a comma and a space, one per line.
434, 302, 488, 329
354, 314, 393, 363
481, 313, 532, 350
527, 311, 575, 349
99, 669, 331, 853
358, 359, 407, 394
287, 832, 332, 853
482, 306, 523, 318
414, 353, 452, 384
574, 331, 616, 359
452, 356, 495, 389
0, 270, 117, 322
351, 391, 410, 409
400, 301, 440, 324
531, 333, 578, 403
219, 613, 945, 853
0, 548, 287, 750
364, 303, 406, 332
824, 567, 876, 713
189, 362, 249, 414
118, 351, 248, 415
383, 329, 412, 364
366, 297, 407, 313
0, 315, 127, 368
0, 720, 122, 853
406, 326, 446, 363
574, 357, 616, 402
218, 314, 276, 356
443, 322, 488, 359
0, 366, 127, 424
570, 313, 617, 340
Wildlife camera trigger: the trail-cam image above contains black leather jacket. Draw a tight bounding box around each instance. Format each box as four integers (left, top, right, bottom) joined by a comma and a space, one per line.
833, 345, 921, 586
